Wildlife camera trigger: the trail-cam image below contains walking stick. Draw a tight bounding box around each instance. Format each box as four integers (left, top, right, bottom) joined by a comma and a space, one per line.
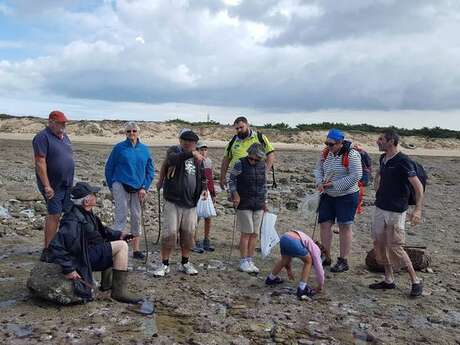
155, 191, 162, 245
226, 208, 237, 263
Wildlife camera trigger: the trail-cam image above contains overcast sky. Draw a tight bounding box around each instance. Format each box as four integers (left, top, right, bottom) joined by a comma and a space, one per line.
1, 0, 460, 129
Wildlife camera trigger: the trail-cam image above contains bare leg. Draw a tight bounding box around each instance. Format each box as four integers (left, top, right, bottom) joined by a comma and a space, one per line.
299, 255, 313, 283
204, 218, 211, 239
338, 223, 352, 258
111, 240, 129, 270
161, 245, 173, 261
320, 221, 333, 259
271, 256, 291, 276
248, 234, 258, 258
239, 234, 250, 258
44, 214, 60, 248
132, 236, 141, 252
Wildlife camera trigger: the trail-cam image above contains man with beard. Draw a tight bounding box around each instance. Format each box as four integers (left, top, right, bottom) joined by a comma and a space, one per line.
220, 116, 275, 191
369, 129, 424, 297
33, 110, 75, 262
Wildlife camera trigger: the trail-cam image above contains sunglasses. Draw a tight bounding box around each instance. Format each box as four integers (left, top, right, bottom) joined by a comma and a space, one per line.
324, 141, 336, 147
126, 129, 137, 133
247, 157, 261, 162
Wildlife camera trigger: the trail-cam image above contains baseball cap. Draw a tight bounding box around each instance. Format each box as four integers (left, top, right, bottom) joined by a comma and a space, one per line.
197, 140, 208, 149
179, 129, 199, 142
71, 182, 101, 199
49, 110, 69, 123
327, 128, 344, 141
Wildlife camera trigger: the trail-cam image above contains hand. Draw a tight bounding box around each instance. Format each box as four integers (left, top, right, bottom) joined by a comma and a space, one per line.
317, 181, 332, 193
192, 150, 205, 162
232, 193, 240, 208
44, 186, 55, 199
263, 202, 268, 212
201, 190, 208, 200
139, 188, 146, 203
409, 208, 422, 226
316, 285, 323, 292
65, 271, 81, 280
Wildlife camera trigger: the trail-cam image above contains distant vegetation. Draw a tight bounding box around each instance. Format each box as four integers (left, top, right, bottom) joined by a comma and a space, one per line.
159, 118, 460, 139
165, 118, 221, 126
1, 114, 459, 139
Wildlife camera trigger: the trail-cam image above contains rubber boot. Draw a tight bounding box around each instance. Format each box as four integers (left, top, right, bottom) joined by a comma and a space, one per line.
99, 268, 112, 291
111, 269, 143, 304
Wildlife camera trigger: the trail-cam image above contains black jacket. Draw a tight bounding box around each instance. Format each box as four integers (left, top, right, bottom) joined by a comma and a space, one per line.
236, 157, 267, 211
163, 145, 207, 208
48, 205, 121, 300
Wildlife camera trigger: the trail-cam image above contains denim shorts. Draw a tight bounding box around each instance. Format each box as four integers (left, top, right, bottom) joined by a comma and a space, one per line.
88, 243, 113, 272
279, 234, 309, 257
40, 187, 72, 215
318, 191, 359, 225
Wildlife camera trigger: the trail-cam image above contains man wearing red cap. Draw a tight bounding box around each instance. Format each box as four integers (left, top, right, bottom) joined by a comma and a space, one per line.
32, 110, 75, 261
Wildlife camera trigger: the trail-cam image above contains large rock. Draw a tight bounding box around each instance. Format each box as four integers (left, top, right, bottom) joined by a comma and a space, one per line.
365, 248, 431, 272
27, 261, 84, 305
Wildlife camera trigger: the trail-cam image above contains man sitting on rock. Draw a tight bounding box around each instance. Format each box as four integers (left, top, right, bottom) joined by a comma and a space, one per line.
48, 182, 143, 303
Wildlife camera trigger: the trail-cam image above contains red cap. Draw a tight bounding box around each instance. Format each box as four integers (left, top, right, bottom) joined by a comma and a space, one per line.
48, 110, 69, 123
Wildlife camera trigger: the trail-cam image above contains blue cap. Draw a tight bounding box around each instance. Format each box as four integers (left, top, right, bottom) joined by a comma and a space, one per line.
327, 128, 344, 141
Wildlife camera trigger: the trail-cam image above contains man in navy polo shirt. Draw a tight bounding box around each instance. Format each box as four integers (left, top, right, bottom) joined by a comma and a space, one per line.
369, 129, 424, 297
32, 110, 75, 261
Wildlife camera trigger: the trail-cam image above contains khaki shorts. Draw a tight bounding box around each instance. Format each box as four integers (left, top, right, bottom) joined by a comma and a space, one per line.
372, 207, 408, 269
162, 201, 197, 249
236, 210, 264, 235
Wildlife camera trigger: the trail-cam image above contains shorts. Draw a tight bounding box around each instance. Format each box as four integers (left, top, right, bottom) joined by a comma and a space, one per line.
88, 243, 113, 272
40, 186, 72, 215
318, 191, 359, 225
371, 207, 408, 269
236, 209, 264, 235
279, 234, 309, 257
162, 201, 197, 249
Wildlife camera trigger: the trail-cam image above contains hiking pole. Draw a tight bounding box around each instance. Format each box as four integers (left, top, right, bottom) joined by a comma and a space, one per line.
271, 166, 277, 189
154, 190, 162, 245
226, 208, 237, 263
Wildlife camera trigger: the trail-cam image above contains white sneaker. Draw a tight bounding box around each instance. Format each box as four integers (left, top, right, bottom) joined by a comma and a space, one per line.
248, 261, 260, 274
179, 262, 198, 275
239, 260, 252, 273
153, 264, 170, 277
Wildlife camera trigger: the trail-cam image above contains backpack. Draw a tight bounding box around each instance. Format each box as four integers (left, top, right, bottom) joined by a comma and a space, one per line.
226, 131, 267, 158
321, 143, 372, 186
408, 161, 427, 205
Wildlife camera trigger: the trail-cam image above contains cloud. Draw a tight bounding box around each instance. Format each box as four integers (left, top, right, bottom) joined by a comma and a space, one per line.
1, 0, 460, 116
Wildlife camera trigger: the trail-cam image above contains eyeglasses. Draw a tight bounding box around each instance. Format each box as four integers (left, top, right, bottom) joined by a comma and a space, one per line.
247, 157, 261, 162
324, 141, 336, 147
126, 130, 137, 133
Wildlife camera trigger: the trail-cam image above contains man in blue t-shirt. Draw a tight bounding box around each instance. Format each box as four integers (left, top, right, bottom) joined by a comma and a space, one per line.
32, 110, 75, 261
369, 129, 424, 297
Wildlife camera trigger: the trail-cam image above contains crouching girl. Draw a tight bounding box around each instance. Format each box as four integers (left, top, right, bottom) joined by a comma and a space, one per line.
265, 230, 325, 299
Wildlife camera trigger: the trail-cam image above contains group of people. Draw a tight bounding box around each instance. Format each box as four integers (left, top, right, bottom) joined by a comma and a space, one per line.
32, 111, 425, 304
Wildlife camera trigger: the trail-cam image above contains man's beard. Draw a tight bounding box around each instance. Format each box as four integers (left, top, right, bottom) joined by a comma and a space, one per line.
237, 130, 249, 139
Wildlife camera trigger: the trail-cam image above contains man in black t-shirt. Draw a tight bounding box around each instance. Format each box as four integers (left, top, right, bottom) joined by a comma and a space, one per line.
369, 129, 424, 297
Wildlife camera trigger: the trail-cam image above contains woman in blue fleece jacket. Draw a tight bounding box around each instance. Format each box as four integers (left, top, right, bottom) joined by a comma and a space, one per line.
105, 122, 155, 259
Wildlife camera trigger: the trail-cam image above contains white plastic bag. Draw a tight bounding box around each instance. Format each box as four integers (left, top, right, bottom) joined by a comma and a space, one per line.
196, 196, 217, 219
260, 212, 279, 258
299, 192, 320, 220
